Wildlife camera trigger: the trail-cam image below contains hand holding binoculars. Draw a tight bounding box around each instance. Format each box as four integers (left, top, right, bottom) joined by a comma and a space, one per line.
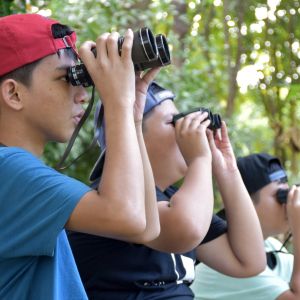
68, 27, 171, 87
172, 107, 222, 131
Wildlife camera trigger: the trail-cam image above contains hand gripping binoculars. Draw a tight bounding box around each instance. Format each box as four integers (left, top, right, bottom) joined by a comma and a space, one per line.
67, 27, 171, 87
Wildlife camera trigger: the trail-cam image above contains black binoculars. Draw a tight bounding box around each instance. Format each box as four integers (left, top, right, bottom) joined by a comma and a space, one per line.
67, 27, 171, 87
276, 184, 300, 204
172, 107, 222, 131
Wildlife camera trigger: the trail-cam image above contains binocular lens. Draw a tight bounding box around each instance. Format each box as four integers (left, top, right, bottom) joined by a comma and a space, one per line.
137, 27, 158, 62
118, 27, 158, 64
210, 113, 222, 130
276, 188, 289, 204
276, 184, 299, 204
156, 34, 171, 66
135, 34, 171, 71
68, 64, 93, 88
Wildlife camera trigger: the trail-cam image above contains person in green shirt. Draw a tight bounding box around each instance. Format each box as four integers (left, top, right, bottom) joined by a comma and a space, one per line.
191, 152, 300, 300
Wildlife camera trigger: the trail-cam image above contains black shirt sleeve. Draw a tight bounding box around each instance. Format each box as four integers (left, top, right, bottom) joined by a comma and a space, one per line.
200, 214, 227, 244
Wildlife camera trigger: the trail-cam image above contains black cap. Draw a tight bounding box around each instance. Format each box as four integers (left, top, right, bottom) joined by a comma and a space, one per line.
237, 153, 287, 195
144, 81, 175, 115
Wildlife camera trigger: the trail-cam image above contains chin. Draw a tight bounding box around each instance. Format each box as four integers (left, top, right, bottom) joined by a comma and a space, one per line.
56, 132, 73, 143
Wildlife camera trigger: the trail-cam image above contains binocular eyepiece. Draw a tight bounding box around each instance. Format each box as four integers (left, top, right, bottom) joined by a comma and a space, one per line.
276, 184, 300, 204
172, 107, 222, 131
68, 27, 171, 87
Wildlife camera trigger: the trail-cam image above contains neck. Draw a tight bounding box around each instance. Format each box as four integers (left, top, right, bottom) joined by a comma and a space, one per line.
0, 135, 44, 157
0, 120, 45, 157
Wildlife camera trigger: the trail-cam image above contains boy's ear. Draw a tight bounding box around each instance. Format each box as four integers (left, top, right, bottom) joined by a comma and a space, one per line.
0, 79, 24, 111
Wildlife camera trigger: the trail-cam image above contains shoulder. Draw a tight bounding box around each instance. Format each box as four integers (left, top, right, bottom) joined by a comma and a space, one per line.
0, 146, 90, 202
265, 237, 285, 251
0, 146, 37, 160
0, 147, 45, 171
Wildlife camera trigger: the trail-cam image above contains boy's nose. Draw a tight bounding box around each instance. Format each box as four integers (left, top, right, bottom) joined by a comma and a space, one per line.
75, 85, 89, 104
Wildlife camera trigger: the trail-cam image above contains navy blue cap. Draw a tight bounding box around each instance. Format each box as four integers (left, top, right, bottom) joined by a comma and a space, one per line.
144, 81, 175, 115
237, 153, 287, 195
90, 82, 175, 182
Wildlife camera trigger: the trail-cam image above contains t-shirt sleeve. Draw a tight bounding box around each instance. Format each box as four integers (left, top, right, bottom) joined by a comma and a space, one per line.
200, 214, 227, 244
0, 148, 91, 258
191, 262, 290, 300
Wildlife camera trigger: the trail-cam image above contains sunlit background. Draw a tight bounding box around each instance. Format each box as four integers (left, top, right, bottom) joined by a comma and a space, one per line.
1, 0, 299, 188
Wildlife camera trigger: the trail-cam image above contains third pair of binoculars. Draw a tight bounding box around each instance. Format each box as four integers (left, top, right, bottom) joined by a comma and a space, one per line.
276, 184, 300, 204
172, 107, 222, 131
68, 27, 171, 87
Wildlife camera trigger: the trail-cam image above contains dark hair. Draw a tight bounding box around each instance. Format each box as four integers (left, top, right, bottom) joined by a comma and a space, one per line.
0, 23, 75, 87
0, 60, 42, 86
51, 23, 74, 38
250, 190, 261, 205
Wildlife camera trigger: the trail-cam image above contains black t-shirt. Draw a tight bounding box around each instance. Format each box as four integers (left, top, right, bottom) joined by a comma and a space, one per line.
68, 185, 227, 299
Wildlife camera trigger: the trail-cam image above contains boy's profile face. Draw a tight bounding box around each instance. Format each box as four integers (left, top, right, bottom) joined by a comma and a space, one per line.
144, 100, 187, 178
255, 180, 290, 236
19, 51, 88, 145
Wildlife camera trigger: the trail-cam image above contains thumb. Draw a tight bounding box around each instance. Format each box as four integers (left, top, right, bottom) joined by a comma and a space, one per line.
207, 130, 217, 153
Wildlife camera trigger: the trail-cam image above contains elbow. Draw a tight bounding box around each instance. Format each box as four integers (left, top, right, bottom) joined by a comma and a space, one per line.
234, 255, 267, 278
245, 256, 266, 277
144, 223, 161, 243
245, 246, 267, 277
184, 219, 209, 248
133, 223, 161, 244
114, 200, 147, 237
115, 214, 147, 237
170, 221, 208, 253
123, 209, 147, 236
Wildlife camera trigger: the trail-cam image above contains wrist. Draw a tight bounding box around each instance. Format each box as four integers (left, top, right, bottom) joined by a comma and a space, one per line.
186, 155, 212, 168
135, 120, 143, 127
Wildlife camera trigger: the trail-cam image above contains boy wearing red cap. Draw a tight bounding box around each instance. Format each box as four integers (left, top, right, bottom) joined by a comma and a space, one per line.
191, 153, 300, 300
0, 13, 160, 299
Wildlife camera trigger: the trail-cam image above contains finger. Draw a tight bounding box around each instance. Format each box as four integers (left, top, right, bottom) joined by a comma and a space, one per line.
290, 185, 300, 203
190, 118, 210, 131
95, 32, 110, 61
214, 128, 222, 142
140, 67, 161, 85
78, 41, 97, 66
207, 129, 217, 152
106, 32, 120, 60
190, 111, 210, 128
200, 118, 211, 129
189, 118, 203, 130
180, 112, 202, 131
135, 71, 142, 79
220, 121, 229, 141
120, 28, 134, 61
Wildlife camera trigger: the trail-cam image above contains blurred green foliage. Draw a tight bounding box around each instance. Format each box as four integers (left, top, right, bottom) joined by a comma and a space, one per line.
1, 1, 300, 210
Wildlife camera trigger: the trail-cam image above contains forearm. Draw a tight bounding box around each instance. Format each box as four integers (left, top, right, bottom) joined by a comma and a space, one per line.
290, 234, 300, 294
171, 157, 214, 241
129, 124, 160, 243
99, 108, 145, 220
218, 170, 265, 270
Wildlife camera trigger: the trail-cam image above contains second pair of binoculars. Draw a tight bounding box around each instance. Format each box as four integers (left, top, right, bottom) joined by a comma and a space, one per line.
172, 107, 222, 131
68, 27, 171, 87
276, 184, 300, 204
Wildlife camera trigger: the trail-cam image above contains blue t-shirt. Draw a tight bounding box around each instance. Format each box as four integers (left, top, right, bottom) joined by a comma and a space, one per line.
68, 185, 227, 299
0, 147, 91, 300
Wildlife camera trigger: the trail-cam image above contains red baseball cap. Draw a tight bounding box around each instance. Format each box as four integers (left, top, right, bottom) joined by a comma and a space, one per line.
0, 13, 77, 76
